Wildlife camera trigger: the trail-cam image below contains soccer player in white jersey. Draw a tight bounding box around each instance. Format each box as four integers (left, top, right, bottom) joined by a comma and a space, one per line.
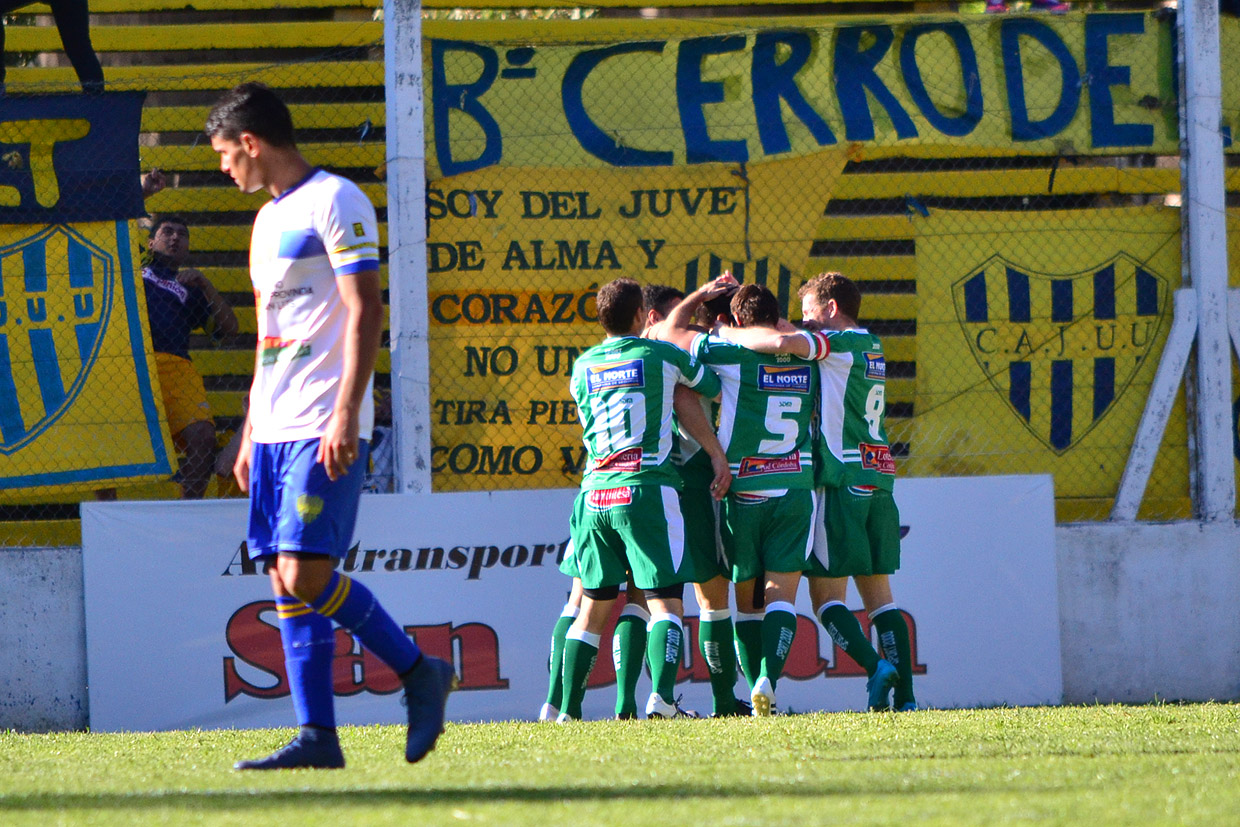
206, 83, 454, 769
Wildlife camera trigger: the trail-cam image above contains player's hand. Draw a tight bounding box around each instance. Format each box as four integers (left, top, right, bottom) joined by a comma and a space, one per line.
708, 453, 732, 501
701, 272, 740, 299
141, 168, 166, 198
176, 267, 209, 291
319, 408, 360, 481
232, 432, 252, 494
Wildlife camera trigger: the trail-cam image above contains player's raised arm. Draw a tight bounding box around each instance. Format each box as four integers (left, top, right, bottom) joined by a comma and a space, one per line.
655, 273, 739, 351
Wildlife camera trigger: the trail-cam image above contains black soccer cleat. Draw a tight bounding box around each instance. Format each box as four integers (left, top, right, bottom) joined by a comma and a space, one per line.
403, 655, 458, 763
234, 729, 345, 771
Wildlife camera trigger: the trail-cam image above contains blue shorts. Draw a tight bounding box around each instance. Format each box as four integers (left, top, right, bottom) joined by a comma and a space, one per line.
247, 438, 369, 559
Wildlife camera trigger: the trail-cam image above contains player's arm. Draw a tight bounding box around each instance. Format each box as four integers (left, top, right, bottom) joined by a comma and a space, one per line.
673, 385, 731, 500
715, 325, 830, 361
655, 274, 739, 351
319, 269, 384, 481
233, 345, 261, 493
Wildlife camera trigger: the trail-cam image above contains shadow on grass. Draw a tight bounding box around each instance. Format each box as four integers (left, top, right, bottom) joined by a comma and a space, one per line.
0, 779, 1092, 812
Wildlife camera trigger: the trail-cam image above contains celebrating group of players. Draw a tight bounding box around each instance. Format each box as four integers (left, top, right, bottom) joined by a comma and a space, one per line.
542, 272, 918, 721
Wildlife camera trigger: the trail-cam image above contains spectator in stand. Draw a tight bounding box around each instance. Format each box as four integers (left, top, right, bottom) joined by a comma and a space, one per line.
0, 1, 103, 93
143, 214, 238, 498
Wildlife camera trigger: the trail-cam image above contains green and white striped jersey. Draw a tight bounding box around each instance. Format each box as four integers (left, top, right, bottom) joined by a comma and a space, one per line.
571, 335, 721, 490
690, 332, 820, 493
815, 327, 896, 491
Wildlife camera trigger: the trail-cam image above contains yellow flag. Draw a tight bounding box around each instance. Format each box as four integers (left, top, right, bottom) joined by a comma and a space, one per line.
908, 207, 1189, 520
0, 220, 174, 499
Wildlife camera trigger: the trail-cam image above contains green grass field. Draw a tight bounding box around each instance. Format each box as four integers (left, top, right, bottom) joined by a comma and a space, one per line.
2, 704, 1237, 826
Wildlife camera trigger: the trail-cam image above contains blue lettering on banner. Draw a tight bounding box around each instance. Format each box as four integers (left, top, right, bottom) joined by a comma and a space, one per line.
833, 26, 917, 142
586, 359, 645, 393
1084, 13, 1154, 149
751, 30, 836, 154
900, 22, 982, 138
429, 14, 1164, 173
564, 41, 673, 167
758, 364, 811, 394
1001, 19, 1081, 142
677, 35, 749, 164
431, 39, 503, 176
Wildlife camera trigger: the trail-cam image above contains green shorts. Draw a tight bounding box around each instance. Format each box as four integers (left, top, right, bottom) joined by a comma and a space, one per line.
569, 484, 696, 590
719, 488, 815, 583
558, 537, 580, 578
679, 485, 727, 583
808, 484, 902, 578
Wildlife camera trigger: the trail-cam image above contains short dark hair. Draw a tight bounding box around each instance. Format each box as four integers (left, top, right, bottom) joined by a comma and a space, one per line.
642, 284, 684, 319
148, 214, 188, 239
799, 272, 862, 321
597, 279, 644, 335
205, 83, 296, 147
730, 283, 780, 327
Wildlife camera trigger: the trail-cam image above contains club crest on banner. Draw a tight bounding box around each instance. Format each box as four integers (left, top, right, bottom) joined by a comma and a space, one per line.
951, 253, 1168, 454
0, 224, 112, 454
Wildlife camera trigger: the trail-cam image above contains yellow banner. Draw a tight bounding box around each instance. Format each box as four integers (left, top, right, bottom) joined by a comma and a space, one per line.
426, 12, 1177, 176
0, 221, 174, 499
428, 152, 848, 491
906, 207, 1189, 521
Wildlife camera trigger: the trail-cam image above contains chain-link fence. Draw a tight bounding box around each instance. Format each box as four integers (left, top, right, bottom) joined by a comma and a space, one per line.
423, 7, 1196, 524
0, 1, 1232, 547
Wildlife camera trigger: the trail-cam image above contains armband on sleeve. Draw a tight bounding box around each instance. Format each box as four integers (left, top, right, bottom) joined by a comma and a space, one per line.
799, 330, 831, 361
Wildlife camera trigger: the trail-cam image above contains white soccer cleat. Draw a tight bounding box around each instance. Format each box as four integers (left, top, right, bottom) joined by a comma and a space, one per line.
644, 692, 701, 719
751, 677, 775, 717
538, 703, 560, 722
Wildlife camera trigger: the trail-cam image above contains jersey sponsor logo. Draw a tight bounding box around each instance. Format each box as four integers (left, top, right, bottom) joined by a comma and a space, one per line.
352, 222, 365, 237
260, 336, 311, 366
953, 253, 1168, 453
586, 486, 633, 510
858, 443, 896, 475
757, 364, 811, 394
737, 452, 802, 477
585, 358, 644, 393
863, 352, 886, 380
593, 446, 642, 472
142, 267, 189, 304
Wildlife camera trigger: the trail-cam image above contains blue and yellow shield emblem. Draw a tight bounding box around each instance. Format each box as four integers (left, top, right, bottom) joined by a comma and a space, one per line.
952, 253, 1168, 454
0, 225, 112, 454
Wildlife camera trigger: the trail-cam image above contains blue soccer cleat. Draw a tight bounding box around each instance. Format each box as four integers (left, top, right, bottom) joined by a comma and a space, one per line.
897, 701, 920, 712
867, 659, 899, 711
234, 728, 345, 770
403, 655, 457, 763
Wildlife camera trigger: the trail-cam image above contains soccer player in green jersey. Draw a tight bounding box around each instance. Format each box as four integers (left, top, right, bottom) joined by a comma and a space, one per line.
720, 272, 916, 712
644, 284, 750, 717
657, 278, 831, 716
557, 278, 731, 721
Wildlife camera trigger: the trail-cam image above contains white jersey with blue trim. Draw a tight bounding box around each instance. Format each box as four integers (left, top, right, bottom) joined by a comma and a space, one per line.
247, 168, 380, 443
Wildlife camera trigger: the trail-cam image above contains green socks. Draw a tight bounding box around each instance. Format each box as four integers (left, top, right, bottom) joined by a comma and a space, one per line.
544, 604, 578, 710
645, 613, 684, 703
819, 601, 880, 676
733, 611, 765, 691
559, 629, 600, 720
871, 604, 916, 707
698, 609, 738, 715
761, 601, 798, 689
612, 604, 650, 717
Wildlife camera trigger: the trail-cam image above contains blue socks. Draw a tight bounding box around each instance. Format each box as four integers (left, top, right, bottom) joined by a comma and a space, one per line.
276, 596, 336, 729
308, 571, 422, 678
